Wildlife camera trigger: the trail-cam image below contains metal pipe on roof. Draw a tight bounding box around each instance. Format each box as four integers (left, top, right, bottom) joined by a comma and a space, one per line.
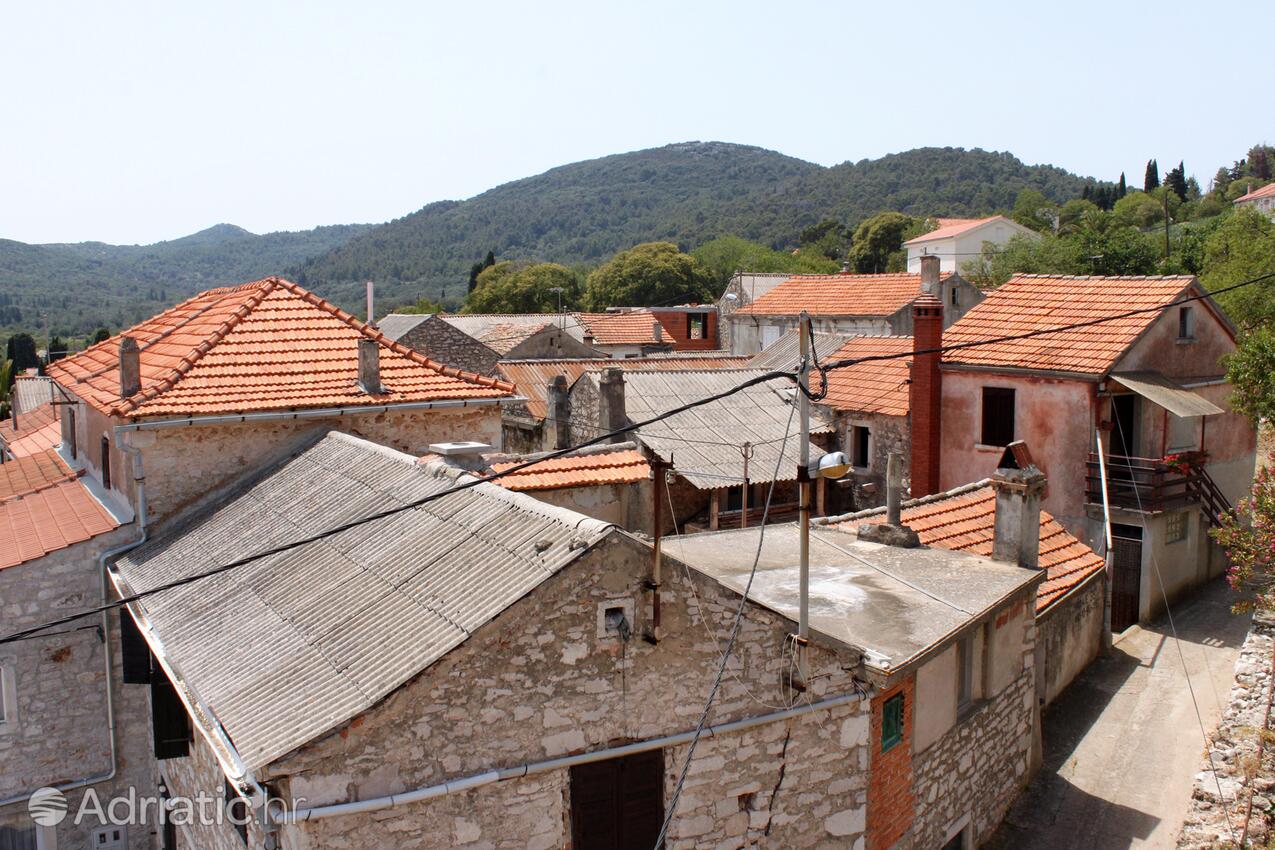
278, 692, 864, 824
111, 396, 519, 434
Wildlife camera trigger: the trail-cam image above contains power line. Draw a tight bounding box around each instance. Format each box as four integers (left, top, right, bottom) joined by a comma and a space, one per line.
2, 269, 1271, 646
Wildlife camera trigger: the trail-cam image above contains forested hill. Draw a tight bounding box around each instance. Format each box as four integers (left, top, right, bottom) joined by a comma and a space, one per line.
0, 222, 373, 337
295, 142, 1091, 308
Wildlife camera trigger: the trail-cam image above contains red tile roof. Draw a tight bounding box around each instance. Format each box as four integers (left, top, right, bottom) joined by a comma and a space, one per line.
490, 450, 650, 491
734, 273, 950, 318
0, 403, 61, 458
46, 278, 513, 418
0, 448, 120, 569
575, 311, 672, 346
903, 215, 1009, 245
822, 336, 914, 416
845, 483, 1105, 612
1236, 183, 1275, 203
942, 274, 1200, 375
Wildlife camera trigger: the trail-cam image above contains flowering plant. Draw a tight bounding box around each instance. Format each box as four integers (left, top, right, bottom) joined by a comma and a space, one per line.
1213, 453, 1275, 613
1162, 451, 1208, 475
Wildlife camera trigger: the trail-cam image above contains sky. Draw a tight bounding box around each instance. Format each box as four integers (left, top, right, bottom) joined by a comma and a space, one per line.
2, 0, 1268, 246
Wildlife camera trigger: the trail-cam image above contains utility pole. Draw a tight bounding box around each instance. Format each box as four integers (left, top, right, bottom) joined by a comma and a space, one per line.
1163, 191, 1171, 262
549, 286, 565, 329
740, 442, 752, 529
796, 311, 812, 683
646, 457, 670, 644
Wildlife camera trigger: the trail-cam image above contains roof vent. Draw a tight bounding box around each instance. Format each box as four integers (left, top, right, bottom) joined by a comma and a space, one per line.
119, 336, 141, 399
428, 441, 495, 456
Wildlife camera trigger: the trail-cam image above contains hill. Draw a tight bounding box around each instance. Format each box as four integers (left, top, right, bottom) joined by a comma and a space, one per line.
294, 142, 1091, 309
0, 223, 373, 337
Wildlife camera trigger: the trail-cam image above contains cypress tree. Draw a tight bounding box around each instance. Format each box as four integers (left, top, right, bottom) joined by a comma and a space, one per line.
1117, 173, 1127, 199
1166, 161, 1188, 201
1144, 159, 1160, 192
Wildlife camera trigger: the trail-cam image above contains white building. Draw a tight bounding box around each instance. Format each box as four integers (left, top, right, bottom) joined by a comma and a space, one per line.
1234, 183, 1275, 218
905, 215, 1038, 273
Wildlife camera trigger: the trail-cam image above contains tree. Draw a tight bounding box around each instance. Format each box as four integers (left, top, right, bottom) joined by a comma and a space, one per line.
395, 297, 445, 315
91, 327, 111, 345
960, 213, 1159, 287
467, 251, 496, 294
1144, 159, 1160, 192
847, 213, 926, 273
583, 243, 715, 311
5, 333, 39, 372
1117, 173, 1128, 200
1165, 161, 1188, 201
466, 262, 582, 313
691, 235, 838, 289
1011, 189, 1058, 233
1213, 452, 1275, 612
1112, 192, 1164, 229
1058, 199, 1100, 235
1224, 328, 1275, 429
1203, 207, 1275, 330
47, 335, 67, 363
798, 219, 851, 261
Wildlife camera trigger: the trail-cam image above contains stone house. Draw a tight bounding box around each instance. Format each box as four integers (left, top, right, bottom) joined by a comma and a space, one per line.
936, 273, 1258, 631
379, 312, 604, 376
903, 215, 1039, 274
725, 259, 982, 355
716, 272, 794, 351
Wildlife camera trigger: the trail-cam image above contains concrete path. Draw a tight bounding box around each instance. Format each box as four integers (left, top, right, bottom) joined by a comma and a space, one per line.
987, 579, 1251, 850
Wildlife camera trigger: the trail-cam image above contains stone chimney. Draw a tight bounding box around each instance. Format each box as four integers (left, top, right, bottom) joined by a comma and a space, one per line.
547, 374, 570, 450
991, 441, 1047, 569
119, 336, 141, 399
909, 255, 944, 497
653, 321, 663, 343
357, 338, 383, 395
597, 367, 627, 444
856, 452, 920, 547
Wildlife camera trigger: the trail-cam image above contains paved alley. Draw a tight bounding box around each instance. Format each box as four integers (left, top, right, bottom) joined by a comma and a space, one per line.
988, 579, 1251, 850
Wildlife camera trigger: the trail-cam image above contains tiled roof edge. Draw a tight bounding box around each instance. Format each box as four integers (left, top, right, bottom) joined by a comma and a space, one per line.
813, 478, 993, 526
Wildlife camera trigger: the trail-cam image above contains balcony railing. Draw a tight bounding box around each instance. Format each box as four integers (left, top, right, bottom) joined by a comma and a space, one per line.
1085, 451, 1232, 524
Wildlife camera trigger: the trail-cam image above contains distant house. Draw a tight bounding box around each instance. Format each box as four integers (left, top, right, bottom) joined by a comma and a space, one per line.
489, 441, 653, 532
572, 310, 678, 358
1234, 182, 1275, 217
904, 215, 1039, 274
647, 304, 720, 350
379, 313, 603, 376
935, 273, 1257, 631
725, 258, 982, 354
716, 271, 797, 350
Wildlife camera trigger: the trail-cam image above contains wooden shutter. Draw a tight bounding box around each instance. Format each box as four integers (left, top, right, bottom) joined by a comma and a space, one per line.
150, 663, 191, 760
570, 750, 664, 850
119, 610, 152, 684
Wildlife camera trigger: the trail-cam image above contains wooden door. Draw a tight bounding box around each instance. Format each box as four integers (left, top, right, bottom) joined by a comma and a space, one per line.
1111, 533, 1143, 632
570, 750, 664, 850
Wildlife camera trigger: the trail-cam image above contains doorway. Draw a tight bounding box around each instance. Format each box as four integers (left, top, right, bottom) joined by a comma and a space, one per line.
1111, 523, 1144, 632
1111, 395, 1139, 460
570, 750, 663, 850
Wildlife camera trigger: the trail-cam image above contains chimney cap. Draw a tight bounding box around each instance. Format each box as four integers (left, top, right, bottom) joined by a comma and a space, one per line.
428, 441, 495, 456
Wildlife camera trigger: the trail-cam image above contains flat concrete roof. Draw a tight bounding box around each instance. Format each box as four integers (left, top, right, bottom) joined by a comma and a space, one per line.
663, 523, 1041, 675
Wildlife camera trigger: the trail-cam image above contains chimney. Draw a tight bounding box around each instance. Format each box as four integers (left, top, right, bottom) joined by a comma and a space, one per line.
909, 257, 944, 497
856, 452, 920, 547
547, 374, 570, 450
598, 367, 627, 444
990, 441, 1047, 569
653, 321, 663, 343
119, 336, 141, 399
358, 338, 383, 395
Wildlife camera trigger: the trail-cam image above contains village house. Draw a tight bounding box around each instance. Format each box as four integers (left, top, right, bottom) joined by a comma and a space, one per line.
377, 312, 602, 376
903, 215, 1039, 274
725, 262, 982, 355
111, 429, 1042, 850
1234, 182, 1275, 217
935, 273, 1257, 631
716, 271, 795, 351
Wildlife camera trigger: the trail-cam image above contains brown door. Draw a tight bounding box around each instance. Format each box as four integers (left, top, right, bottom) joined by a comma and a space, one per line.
1111, 525, 1143, 632
570, 750, 664, 850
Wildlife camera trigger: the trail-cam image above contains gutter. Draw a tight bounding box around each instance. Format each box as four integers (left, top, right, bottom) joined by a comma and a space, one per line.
112, 396, 522, 434
279, 692, 864, 824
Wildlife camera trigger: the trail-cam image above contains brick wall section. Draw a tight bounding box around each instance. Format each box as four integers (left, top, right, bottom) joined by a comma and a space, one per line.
653, 310, 720, 351
908, 295, 943, 497
867, 677, 916, 850
395, 315, 501, 376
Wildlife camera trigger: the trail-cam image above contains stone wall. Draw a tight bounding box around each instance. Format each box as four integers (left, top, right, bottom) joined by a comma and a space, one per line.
1178, 611, 1275, 849
0, 529, 158, 850
163, 533, 871, 849
396, 316, 501, 376
1035, 569, 1105, 706
839, 412, 910, 510
520, 479, 653, 535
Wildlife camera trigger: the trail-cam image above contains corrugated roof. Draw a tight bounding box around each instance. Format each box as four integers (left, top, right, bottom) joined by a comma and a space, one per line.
497, 355, 749, 421
1110, 371, 1224, 418
942, 274, 1200, 375
1236, 183, 1275, 203
823, 336, 914, 416
745, 330, 855, 371
114, 431, 615, 770
616, 369, 834, 489
0, 403, 60, 458
0, 448, 120, 570
827, 481, 1105, 612
12, 376, 53, 413
734, 272, 950, 318
490, 449, 650, 491
46, 278, 513, 419
375, 313, 431, 341
903, 215, 1017, 245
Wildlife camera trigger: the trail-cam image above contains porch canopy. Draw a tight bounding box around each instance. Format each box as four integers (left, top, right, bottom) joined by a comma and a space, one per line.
1109, 371, 1223, 418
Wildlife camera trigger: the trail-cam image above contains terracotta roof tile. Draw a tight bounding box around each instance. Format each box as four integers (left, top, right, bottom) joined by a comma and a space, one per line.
490, 450, 650, 491
1236, 183, 1275, 203
0, 403, 61, 458
46, 278, 514, 419
574, 311, 673, 345
822, 336, 914, 416
734, 272, 951, 318
942, 274, 1199, 375
846, 484, 1105, 612
903, 215, 1011, 245
0, 448, 120, 570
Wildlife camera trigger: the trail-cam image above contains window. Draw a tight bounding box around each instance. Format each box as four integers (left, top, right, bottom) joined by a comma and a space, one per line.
120, 610, 152, 684
686, 314, 705, 340
570, 750, 663, 850
91, 826, 127, 849
957, 633, 975, 712
1178, 306, 1194, 339
881, 692, 904, 752
224, 780, 249, 845
151, 663, 192, 759
1166, 511, 1188, 544
101, 435, 112, 490
852, 426, 870, 469
66, 407, 77, 459
0, 661, 15, 731
981, 387, 1016, 447
950, 287, 959, 307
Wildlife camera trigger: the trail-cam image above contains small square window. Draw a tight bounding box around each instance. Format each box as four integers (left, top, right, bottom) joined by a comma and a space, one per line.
881, 692, 904, 752
1178, 307, 1194, 339
1166, 511, 1188, 544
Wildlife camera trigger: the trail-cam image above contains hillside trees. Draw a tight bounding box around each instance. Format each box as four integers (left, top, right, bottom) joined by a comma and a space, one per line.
847, 213, 926, 273
1012, 189, 1058, 233
582, 243, 715, 310
1145, 159, 1160, 191
692, 235, 838, 289
464, 262, 582, 314
5, 334, 39, 372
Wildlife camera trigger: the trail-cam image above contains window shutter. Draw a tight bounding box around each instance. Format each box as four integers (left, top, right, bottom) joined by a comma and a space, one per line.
150, 663, 191, 760
570, 750, 664, 850
119, 610, 151, 684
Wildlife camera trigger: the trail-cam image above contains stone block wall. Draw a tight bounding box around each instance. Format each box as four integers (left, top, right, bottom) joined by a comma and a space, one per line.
396, 316, 501, 377
1035, 568, 1105, 706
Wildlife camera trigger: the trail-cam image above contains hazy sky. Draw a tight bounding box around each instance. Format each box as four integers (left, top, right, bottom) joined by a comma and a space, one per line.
3, 0, 1268, 245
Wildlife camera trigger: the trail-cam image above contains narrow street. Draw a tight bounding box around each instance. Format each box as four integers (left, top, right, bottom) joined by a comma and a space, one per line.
988, 579, 1252, 849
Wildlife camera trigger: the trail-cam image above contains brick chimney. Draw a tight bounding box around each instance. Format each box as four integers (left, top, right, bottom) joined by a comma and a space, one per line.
909, 255, 943, 497
357, 338, 383, 395
598, 367, 627, 444
119, 336, 141, 399
991, 441, 1047, 569
547, 374, 570, 450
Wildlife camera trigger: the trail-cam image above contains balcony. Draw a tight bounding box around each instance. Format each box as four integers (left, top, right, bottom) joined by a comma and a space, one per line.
1084, 451, 1231, 524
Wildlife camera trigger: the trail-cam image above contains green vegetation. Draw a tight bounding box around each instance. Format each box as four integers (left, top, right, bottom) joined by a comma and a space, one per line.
582, 243, 715, 310
846, 213, 928, 273
691, 235, 838, 289
464, 262, 582, 313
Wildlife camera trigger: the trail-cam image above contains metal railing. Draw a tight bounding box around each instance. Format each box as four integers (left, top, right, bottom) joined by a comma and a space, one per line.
1085, 451, 1233, 525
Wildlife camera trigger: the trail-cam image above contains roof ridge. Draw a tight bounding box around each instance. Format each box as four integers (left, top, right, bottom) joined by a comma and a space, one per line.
814, 478, 992, 526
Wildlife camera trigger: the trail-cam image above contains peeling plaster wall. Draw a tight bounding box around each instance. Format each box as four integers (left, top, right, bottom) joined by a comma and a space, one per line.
1035, 570, 1105, 706
518, 480, 652, 535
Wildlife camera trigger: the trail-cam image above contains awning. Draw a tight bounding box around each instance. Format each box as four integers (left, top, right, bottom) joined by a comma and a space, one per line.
1110, 371, 1224, 417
